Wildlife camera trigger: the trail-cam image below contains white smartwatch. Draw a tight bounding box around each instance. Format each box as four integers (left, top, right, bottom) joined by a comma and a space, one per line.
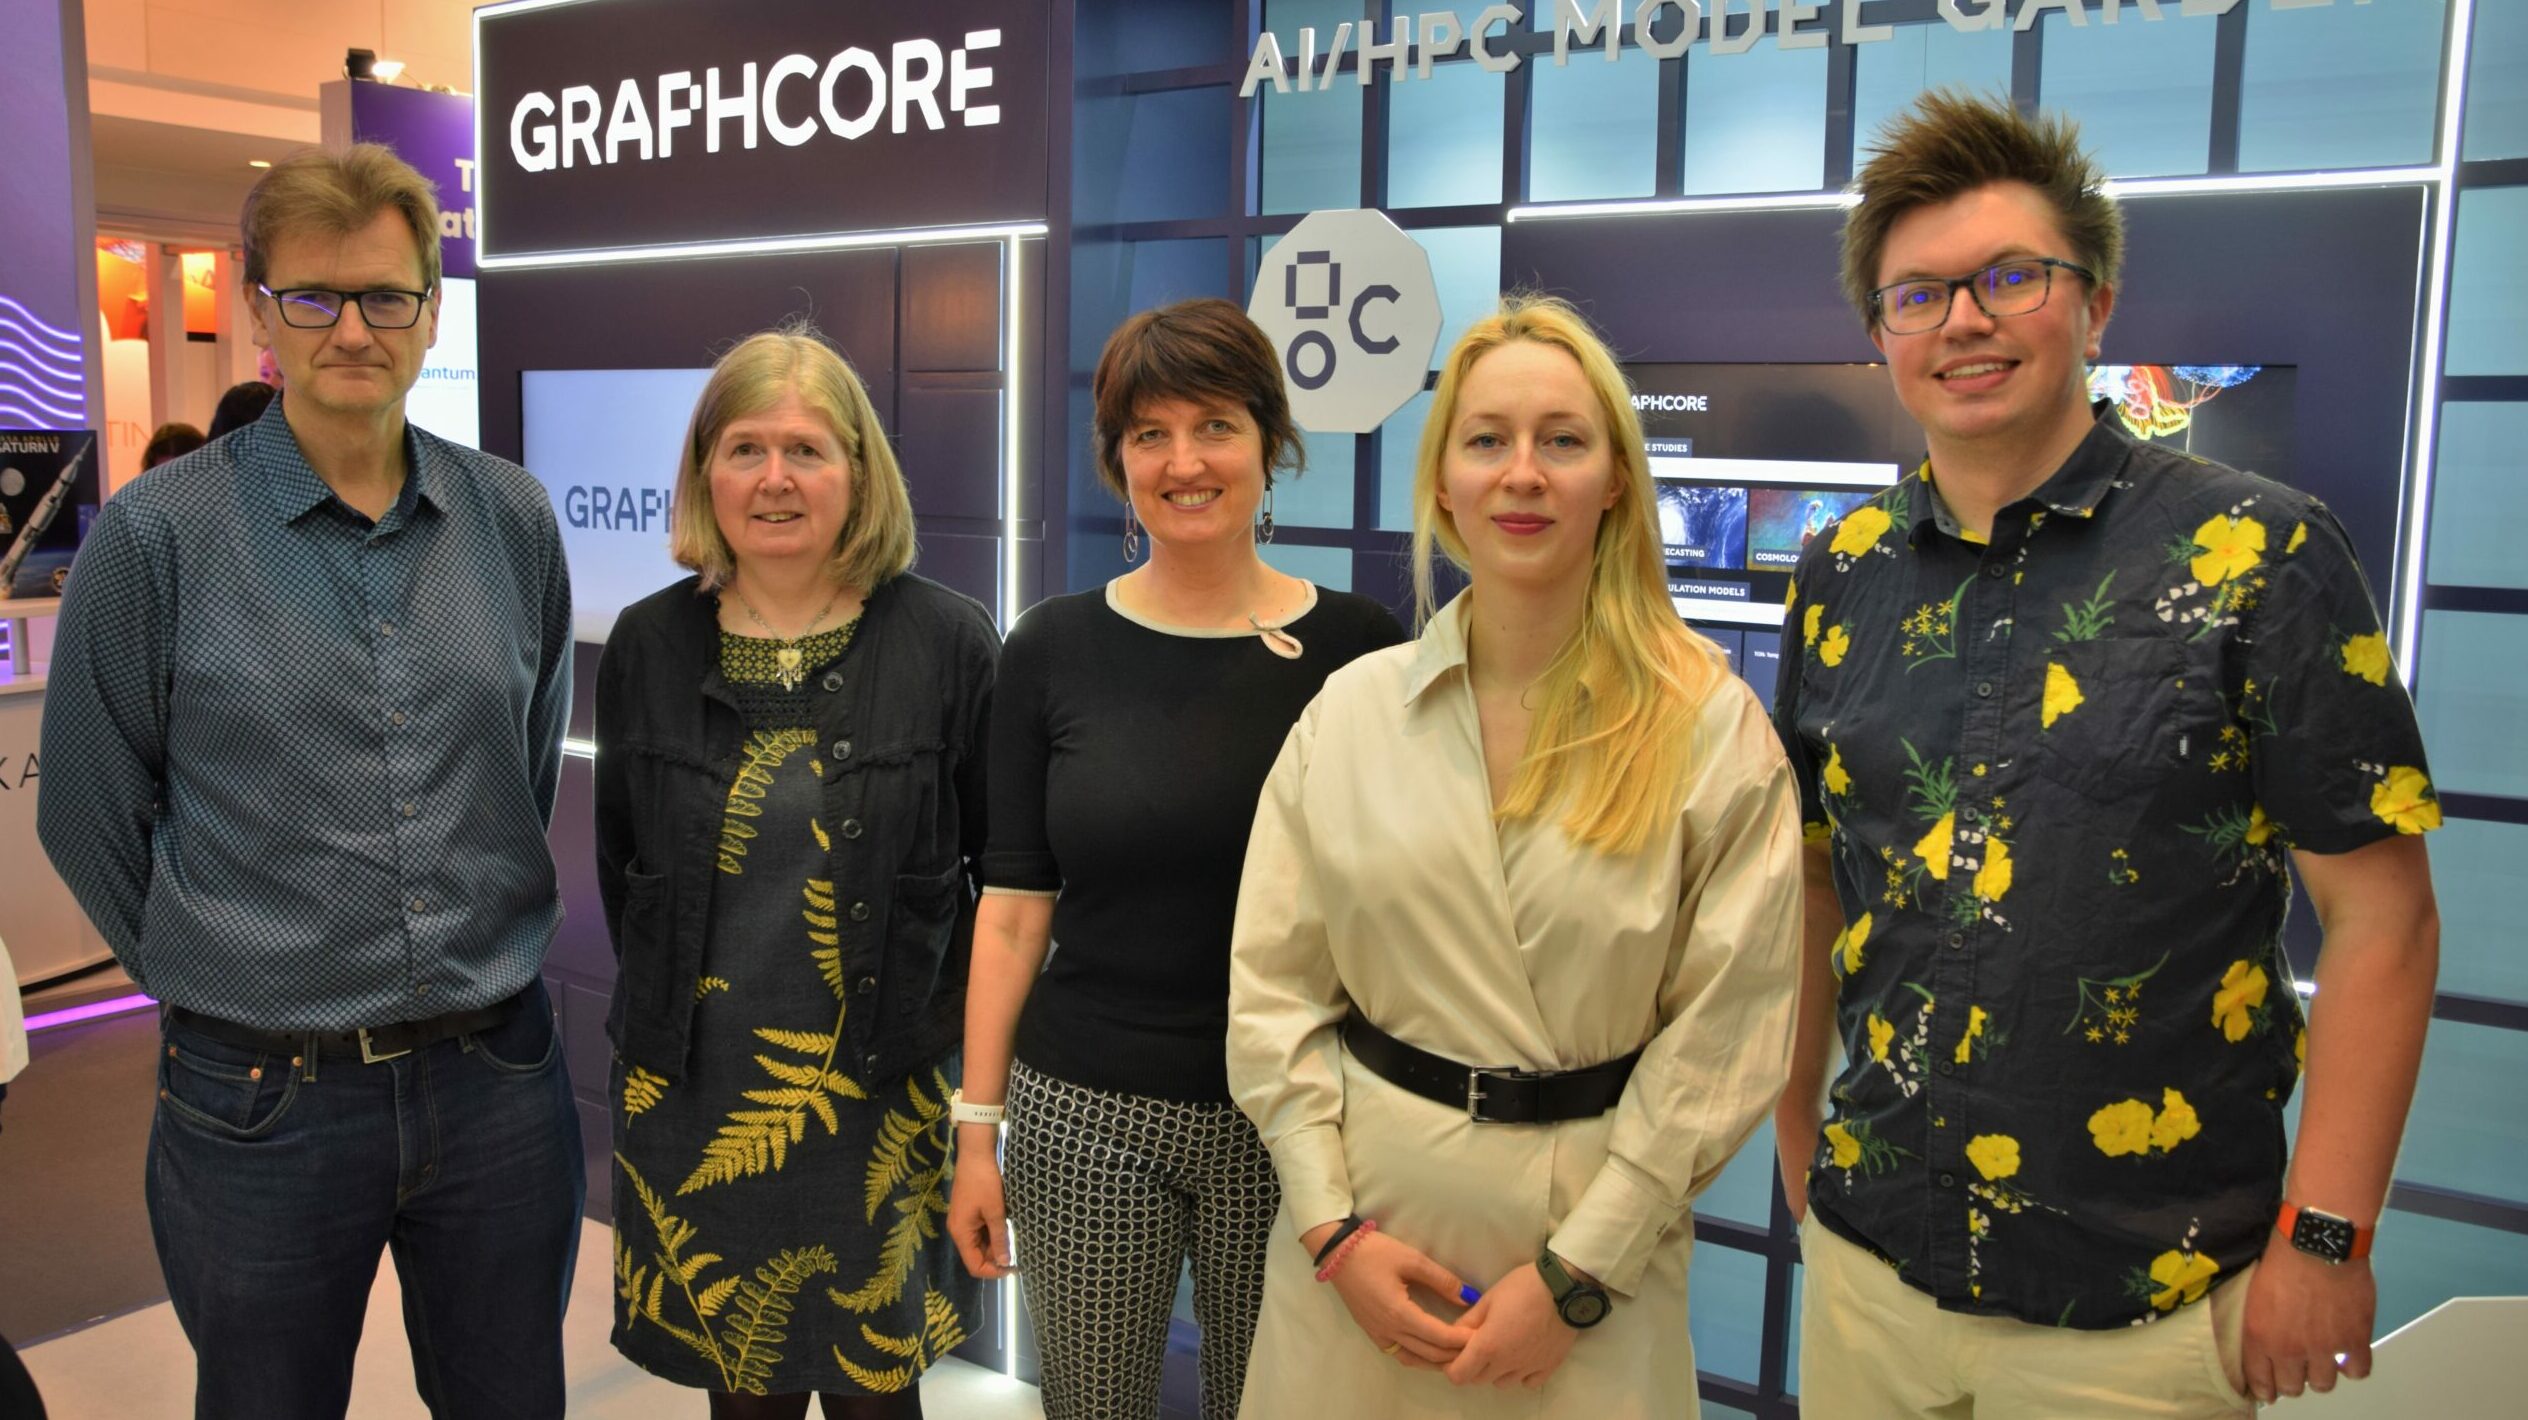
949, 1089, 1006, 1126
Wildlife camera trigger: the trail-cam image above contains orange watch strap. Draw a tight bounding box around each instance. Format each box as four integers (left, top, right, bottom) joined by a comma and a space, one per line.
2278, 1201, 2374, 1260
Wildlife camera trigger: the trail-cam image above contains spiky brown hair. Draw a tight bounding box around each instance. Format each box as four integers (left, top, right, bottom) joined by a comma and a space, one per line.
1841, 89, 2123, 327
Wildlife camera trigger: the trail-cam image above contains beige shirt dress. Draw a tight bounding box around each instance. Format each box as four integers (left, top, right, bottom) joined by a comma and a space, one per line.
1227, 594, 1806, 1419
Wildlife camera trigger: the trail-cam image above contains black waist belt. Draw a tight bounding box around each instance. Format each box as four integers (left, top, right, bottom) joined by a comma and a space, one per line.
168, 989, 527, 1064
1341, 1015, 1642, 1125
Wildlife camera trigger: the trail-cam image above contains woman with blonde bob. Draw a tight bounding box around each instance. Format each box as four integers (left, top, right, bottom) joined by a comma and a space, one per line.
1228, 296, 1804, 1416
594, 324, 994, 1419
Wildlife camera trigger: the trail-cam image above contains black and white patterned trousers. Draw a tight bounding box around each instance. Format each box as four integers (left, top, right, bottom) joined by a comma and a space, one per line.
1002, 1060, 1279, 1420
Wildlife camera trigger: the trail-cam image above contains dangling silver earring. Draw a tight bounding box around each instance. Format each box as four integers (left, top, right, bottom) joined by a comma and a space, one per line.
1122, 502, 1144, 564
1257, 485, 1276, 545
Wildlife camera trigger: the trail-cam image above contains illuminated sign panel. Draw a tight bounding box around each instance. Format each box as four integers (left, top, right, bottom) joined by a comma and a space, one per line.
475, 0, 1048, 263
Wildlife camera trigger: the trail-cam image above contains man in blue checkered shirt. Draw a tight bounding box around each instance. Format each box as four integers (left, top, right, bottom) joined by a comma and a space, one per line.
38, 144, 581, 1420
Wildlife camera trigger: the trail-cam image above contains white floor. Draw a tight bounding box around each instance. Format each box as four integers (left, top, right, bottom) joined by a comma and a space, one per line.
20, 1218, 1046, 1419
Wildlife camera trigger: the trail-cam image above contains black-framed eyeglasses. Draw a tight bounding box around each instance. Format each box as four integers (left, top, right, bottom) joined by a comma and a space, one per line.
1869, 258, 2095, 334
257, 284, 433, 330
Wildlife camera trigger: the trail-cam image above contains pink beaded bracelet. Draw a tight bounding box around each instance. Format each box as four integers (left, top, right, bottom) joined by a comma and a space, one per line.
1315, 1216, 1380, 1282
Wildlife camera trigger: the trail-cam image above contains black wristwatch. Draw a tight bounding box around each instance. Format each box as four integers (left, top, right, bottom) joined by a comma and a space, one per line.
2279, 1201, 2372, 1264
1535, 1249, 1611, 1329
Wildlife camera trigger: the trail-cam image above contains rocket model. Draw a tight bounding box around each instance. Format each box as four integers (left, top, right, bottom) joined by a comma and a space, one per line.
0, 435, 92, 595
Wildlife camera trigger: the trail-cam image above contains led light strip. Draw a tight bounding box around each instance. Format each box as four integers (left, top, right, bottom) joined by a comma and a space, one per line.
2102, 164, 2443, 198
24, 991, 155, 1033
0, 294, 83, 347
476, 221, 1051, 272
1002, 233, 1025, 632
2394, 0, 2478, 684
1508, 190, 1853, 221
1508, 165, 2445, 228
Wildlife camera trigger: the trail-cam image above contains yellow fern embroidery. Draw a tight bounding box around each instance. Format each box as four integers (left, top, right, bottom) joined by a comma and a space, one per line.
678, 1026, 867, 1194
827, 1154, 951, 1314
678, 869, 865, 1195
834, 1286, 969, 1394
718, 730, 819, 873
623, 1066, 671, 1123
695, 976, 732, 1000
718, 1246, 840, 1395
616, 1153, 739, 1389
863, 1071, 952, 1223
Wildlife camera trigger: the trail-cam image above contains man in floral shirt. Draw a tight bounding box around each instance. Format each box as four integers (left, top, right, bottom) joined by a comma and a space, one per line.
1773, 91, 2442, 1415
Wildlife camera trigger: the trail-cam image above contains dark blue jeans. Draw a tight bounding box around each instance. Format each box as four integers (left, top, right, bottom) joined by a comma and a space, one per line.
147, 980, 584, 1420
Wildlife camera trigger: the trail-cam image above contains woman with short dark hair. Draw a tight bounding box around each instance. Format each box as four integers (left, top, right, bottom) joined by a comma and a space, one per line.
945, 298, 1405, 1419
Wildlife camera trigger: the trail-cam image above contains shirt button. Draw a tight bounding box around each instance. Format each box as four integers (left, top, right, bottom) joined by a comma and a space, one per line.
1984, 563, 2005, 579
1975, 681, 1994, 699
822, 671, 845, 693
416, 984, 430, 995
856, 975, 877, 995
1938, 1061, 1956, 1076
863, 1052, 880, 1072
848, 901, 871, 923
1946, 931, 1965, 950
389, 710, 408, 726
379, 621, 395, 636
832, 739, 852, 761
408, 897, 426, 913
841, 819, 864, 840
400, 803, 417, 818
1939, 1171, 1958, 1188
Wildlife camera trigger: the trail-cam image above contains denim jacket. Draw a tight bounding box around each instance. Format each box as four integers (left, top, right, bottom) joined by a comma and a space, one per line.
592, 572, 997, 1082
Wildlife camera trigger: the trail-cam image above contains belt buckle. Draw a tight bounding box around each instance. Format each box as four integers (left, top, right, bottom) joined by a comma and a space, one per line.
1465, 1065, 1528, 1124
358, 1028, 411, 1064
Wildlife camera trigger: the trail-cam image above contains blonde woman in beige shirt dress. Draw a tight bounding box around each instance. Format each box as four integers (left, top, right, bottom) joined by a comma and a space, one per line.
1227, 297, 1804, 1418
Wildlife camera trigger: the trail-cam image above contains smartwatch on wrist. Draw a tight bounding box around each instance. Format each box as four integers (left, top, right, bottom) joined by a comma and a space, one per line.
1535, 1249, 1611, 1329
2277, 1201, 2372, 1264
948, 1089, 1006, 1126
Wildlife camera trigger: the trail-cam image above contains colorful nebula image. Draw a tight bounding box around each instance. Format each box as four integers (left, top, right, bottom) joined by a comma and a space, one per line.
1747, 487, 1878, 569
2086, 364, 2296, 479
2090, 364, 2262, 442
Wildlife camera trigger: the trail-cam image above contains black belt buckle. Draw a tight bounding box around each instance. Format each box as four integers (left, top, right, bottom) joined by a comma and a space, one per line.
1465, 1065, 1539, 1125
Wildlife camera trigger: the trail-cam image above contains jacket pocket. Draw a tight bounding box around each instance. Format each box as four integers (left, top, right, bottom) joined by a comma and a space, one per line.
608, 864, 679, 1057
882, 861, 965, 1025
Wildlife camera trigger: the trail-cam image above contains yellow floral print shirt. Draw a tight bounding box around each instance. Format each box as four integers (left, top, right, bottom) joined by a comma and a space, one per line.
1772, 402, 2439, 1330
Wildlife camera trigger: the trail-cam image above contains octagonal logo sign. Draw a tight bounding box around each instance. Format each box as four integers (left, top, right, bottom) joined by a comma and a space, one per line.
1248, 209, 1442, 435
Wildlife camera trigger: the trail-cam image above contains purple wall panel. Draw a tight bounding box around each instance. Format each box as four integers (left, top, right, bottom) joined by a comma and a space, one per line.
0, 0, 94, 428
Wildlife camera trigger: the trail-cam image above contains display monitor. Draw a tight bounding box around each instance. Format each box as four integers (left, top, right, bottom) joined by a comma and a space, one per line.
1628, 364, 1915, 628
1627, 361, 2302, 700
521, 367, 710, 642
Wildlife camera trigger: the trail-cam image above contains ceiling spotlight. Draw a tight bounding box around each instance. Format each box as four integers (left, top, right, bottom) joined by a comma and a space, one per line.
373, 59, 406, 82
247, 159, 272, 169
346, 48, 377, 80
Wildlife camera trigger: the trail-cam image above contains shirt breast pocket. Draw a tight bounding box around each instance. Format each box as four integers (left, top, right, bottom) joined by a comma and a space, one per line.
2032, 637, 2207, 803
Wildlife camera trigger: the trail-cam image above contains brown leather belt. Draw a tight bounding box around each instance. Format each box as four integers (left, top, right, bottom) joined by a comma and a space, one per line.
1342, 1015, 1642, 1125
167, 989, 527, 1064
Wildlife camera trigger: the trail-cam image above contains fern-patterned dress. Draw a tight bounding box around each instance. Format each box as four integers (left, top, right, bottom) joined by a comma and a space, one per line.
611, 622, 978, 1397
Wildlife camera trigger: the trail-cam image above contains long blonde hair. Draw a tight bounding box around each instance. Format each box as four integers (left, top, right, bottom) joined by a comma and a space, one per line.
1410, 295, 1723, 856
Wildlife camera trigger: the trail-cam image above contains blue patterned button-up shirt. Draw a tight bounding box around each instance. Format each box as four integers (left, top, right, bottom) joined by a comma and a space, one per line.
38, 401, 572, 1030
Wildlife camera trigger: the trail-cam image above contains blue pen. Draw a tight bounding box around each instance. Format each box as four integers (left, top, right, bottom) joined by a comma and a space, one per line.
1457, 1283, 1483, 1307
